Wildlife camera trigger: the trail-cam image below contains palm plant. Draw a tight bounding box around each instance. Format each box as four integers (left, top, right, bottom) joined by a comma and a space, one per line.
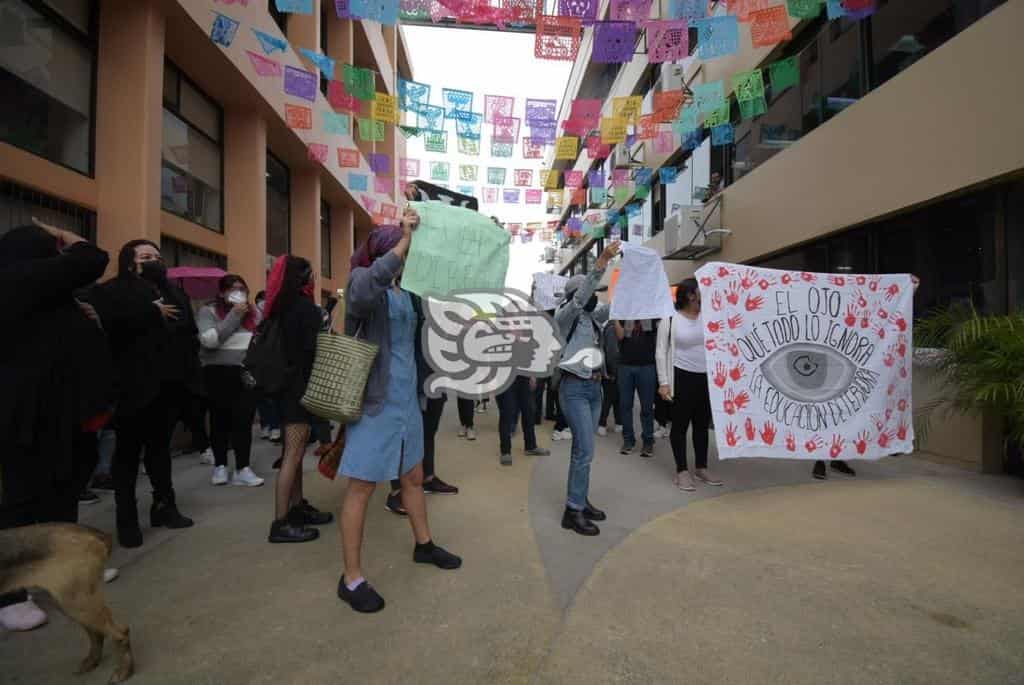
915, 305, 1024, 451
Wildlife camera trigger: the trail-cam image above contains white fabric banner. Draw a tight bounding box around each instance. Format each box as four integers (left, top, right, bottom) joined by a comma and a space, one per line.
532, 272, 569, 311
694, 263, 915, 460
609, 242, 676, 321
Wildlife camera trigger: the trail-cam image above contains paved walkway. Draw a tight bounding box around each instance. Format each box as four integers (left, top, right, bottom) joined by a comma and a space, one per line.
3, 405, 1023, 684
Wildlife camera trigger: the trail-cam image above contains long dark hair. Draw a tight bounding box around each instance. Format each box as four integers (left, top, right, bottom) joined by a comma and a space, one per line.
117, 239, 159, 278
674, 278, 700, 311
270, 256, 312, 319
218, 274, 248, 295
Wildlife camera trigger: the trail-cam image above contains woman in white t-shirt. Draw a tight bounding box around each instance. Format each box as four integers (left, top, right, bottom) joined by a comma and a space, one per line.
655, 278, 723, 492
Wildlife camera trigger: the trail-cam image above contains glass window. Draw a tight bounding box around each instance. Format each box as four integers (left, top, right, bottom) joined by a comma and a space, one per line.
267, 151, 290, 257
0, 0, 95, 174
320, 200, 332, 278
1006, 180, 1024, 312
160, 235, 226, 270
40, 0, 91, 33
162, 63, 222, 231
0, 179, 95, 240
268, 0, 287, 33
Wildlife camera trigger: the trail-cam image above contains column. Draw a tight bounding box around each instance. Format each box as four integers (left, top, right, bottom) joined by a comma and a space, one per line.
223, 109, 268, 292
287, 0, 322, 74
331, 204, 354, 288
290, 167, 322, 302
94, 0, 164, 258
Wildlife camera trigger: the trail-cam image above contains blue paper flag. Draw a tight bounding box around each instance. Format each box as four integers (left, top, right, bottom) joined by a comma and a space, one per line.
625, 202, 642, 218
417, 104, 446, 132
457, 184, 475, 196
660, 166, 679, 184
681, 129, 703, 151
253, 29, 287, 54
349, 173, 368, 191
210, 13, 239, 47
692, 16, 738, 60
825, 0, 846, 19
275, 0, 313, 14
443, 88, 474, 122
349, 0, 371, 18
634, 167, 653, 186
692, 81, 725, 114
298, 48, 335, 79
711, 123, 734, 146
455, 112, 483, 141
667, 0, 705, 20
377, 0, 399, 24
398, 79, 430, 112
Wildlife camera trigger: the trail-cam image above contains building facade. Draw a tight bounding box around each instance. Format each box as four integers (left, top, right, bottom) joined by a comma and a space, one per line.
547, 0, 1023, 471
0, 0, 414, 296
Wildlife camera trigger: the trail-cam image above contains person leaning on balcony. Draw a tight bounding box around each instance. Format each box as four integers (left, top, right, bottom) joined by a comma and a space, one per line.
337, 209, 461, 614
656, 278, 724, 493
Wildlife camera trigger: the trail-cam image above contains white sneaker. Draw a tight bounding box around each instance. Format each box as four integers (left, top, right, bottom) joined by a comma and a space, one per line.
597, 426, 608, 436
0, 598, 47, 631
199, 448, 215, 465
614, 424, 624, 434
552, 429, 572, 441
260, 427, 271, 440
466, 428, 477, 441
211, 465, 229, 486
103, 568, 119, 584
457, 427, 467, 438
231, 467, 265, 487
269, 429, 281, 441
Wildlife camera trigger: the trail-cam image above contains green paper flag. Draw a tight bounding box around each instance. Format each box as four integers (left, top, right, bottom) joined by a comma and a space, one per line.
357, 117, 384, 142
786, 0, 823, 20
590, 187, 607, 205
429, 161, 449, 182
487, 167, 506, 185
739, 96, 768, 120
402, 201, 511, 297
703, 99, 731, 128
424, 131, 447, 153
398, 125, 421, 139
769, 57, 800, 93
343, 64, 375, 101
732, 69, 765, 103
614, 186, 630, 204
635, 185, 650, 200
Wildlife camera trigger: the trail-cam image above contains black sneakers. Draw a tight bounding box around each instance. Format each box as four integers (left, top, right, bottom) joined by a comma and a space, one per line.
268, 517, 319, 543
423, 477, 459, 494
385, 491, 407, 516
812, 461, 827, 480
338, 577, 385, 613
831, 460, 857, 477
292, 499, 334, 525
413, 540, 462, 569
150, 493, 194, 529
640, 443, 654, 458
562, 507, 600, 536
620, 443, 636, 455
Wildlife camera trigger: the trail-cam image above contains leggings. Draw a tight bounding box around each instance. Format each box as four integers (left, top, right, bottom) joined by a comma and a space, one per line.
669, 368, 711, 473
457, 397, 475, 429
204, 365, 256, 470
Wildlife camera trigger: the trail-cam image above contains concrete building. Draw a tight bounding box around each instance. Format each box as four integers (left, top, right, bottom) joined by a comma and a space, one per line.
547, 0, 1023, 472
0, 0, 414, 296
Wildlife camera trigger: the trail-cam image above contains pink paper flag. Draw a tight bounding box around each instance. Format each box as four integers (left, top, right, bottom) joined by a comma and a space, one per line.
484, 94, 515, 124
247, 50, 281, 77
400, 158, 420, 177
571, 99, 602, 127
307, 143, 328, 163
646, 20, 689, 63
654, 130, 677, 154
611, 169, 630, 183
360, 194, 378, 213
374, 176, 393, 194
565, 170, 583, 188
525, 189, 542, 204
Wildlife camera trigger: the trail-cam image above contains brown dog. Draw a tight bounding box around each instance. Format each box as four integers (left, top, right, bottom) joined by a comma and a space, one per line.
0, 523, 133, 683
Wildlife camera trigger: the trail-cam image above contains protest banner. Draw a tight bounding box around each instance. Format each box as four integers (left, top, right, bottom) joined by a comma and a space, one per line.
402, 202, 510, 297
533, 272, 569, 311
694, 263, 914, 460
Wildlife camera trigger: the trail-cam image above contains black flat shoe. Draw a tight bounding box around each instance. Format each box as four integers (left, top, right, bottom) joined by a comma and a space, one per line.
561, 507, 600, 536
423, 477, 459, 495
117, 524, 143, 549
150, 494, 194, 529
413, 541, 462, 569
338, 577, 385, 613
293, 499, 333, 525
830, 460, 857, 477
583, 500, 606, 522
268, 518, 319, 543
812, 461, 827, 480
385, 491, 407, 516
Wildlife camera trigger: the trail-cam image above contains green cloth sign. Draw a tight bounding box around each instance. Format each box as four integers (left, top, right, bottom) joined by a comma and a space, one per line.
770, 57, 800, 92
402, 201, 511, 297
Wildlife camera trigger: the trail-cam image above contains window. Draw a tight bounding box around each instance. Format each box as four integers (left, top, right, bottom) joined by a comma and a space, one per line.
266, 151, 290, 257
268, 0, 287, 32
160, 235, 226, 269
0, 179, 95, 240
0, 0, 95, 174
162, 62, 223, 231
1007, 180, 1024, 312
320, 199, 332, 278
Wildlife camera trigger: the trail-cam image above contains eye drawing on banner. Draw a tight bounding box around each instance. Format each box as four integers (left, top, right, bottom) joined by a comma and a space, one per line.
284, 66, 317, 102
247, 51, 282, 77
210, 13, 240, 47
609, 0, 653, 23
459, 136, 482, 155
523, 138, 544, 159
535, 14, 582, 61
525, 99, 558, 126
484, 94, 515, 123
694, 263, 914, 460
424, 131, 447, 153
514, 169, 533, 187
692, 15, 739, 60
442, 88, 474, 121
645, 19, 689, 63
398, 78, 431, 112
493, 116, 521, 144
284, 104, 313, 129
592, 21, 637, 64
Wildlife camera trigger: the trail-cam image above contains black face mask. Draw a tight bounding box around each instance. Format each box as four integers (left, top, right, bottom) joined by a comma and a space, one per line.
139, 260, 167, 285
583, 295, 598, 312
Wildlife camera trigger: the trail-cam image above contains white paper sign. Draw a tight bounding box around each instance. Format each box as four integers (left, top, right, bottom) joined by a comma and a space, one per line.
532, 272, 568, 311
609, 242, 676, 321
695, 262, 915, 460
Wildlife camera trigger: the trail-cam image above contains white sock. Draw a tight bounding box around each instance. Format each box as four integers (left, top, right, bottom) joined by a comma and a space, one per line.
345, 576, 365, 592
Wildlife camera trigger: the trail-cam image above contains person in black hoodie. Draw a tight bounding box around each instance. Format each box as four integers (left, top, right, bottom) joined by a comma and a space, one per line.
0, 220, 113, 630
92, 240, 197, 548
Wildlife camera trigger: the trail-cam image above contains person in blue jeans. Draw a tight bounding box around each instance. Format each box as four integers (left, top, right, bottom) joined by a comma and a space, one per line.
615, 319, 659, 458
554, 241, 620, 536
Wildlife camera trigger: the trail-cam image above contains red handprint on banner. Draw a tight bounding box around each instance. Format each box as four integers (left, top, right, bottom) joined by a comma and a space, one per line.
885, 283, 900, 301
725, 423, 739, 447
707, 320, 722, 334
711, 291, 723, 312
860, 314, 871, 329
757, 277, 775, 291
855, 275, 866, 286
760, 421, 776, 445
855, 289, 868, 309
893, 315, 908, 333
785, 432, 796, 452
723, 389, 737, 415
705, 338, 717, 352
740, 269, 756, 290
700, 276, 713, 287
804, 436, 824, 453
897, 398, 908, 412
729, 363, 746, 382
868, 278, 880, 293
734, 391, 750, 411
845, 305, 857, 328
874, 324, 887, 340
744, 417, 756, 441
717, 265, 732, 278
800, 272, 816, 283
713, 362, 728, 388
896, 335, 907, 358
877, 430, 895, 448
726, 282, 740, 306
899, 366, 908, 379
781, 273, 793, 285
855, 430, 870, 455
877, 307, 889, 320
727, 314, 743, 330
727, 342, 740, 358
829, 275, 846, 287
829, 435, 844, 459
897, 421, 908, 441
871, 414, 886, 431
745, 294, 764, 312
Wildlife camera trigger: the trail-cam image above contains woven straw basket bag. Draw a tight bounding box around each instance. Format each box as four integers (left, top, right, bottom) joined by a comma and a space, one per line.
301, 331, 378, 423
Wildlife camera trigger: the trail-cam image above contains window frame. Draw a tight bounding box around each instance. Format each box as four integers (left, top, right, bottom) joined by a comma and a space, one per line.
0, 0, 99, 177
161, 60, 225, 233
266, 150, 291, 257
320, 199, 332, 279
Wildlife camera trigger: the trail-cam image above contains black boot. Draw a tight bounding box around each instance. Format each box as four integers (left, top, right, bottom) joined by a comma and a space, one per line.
150, 492, 194, 529
830, 460, 857, 477
269, 508, 319, 543
115, 494, 143, 548
561, 507, 600, 536
583, 500, 606, 521
291, 499, 334, 526
812, 460, 827, 480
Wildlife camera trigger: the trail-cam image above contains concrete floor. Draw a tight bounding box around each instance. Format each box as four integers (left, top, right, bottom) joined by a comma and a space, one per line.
3, 405, 1023, 684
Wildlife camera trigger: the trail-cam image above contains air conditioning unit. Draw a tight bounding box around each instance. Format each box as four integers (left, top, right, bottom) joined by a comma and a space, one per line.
612, 144, 631, 168
662, 202, 728, 260
661, 63, 685, 92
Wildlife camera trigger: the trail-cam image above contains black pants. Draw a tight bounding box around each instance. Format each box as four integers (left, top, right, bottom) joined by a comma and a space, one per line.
655, 395, 672, 427
113, 388, 177, 527
0, 429, 98, 608
391, 396, 444, 490
498, 377, 537, 454
669, 368, 712, 472
456, 397, 474, 429
167, 384, 209, 452
204, 365, 256, 470
598, 377, 620, 427
532, 378, 546, 425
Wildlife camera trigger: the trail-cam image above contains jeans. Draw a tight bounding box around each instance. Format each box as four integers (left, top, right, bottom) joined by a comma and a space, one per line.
619, 364, 657, 447
498, 377, 537, 454
598, 377, 620, 428
391, 396, 444, 490
558, 375, 602, 510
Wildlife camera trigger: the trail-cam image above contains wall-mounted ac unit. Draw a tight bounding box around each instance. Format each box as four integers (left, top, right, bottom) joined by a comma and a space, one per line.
662, 201, 728, 260
661, 63, 685, 92
612, 145, 631, 168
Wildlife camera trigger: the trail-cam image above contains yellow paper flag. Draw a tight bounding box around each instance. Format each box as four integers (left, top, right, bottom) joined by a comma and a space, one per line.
612, 96, 642, 123
600, 117, 628, 144
372, 93, 398, 124
544, 169, 561, 190
555, 136, 579, 160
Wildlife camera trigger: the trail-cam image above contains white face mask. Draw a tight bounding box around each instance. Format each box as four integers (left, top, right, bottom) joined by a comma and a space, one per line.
227, 291, 247, 305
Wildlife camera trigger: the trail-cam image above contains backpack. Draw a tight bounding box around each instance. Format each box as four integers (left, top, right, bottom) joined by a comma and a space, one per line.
242, 317, 292, 393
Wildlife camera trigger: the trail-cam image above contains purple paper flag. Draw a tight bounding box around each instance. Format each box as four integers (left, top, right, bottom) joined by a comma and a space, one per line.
588, 170, 605, 188
525, 98, 558, 126
593, 21, 637, 64
369, 153, 390, 174
609, 0, 652, 22
284, 66, 317, 102
504, 188, 521, 204
558, 0, 597, 23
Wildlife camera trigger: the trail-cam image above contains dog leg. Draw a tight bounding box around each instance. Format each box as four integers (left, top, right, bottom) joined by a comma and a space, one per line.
107, 624, 133, 684
52, 588, 133, 683
75, 628, 104, 674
